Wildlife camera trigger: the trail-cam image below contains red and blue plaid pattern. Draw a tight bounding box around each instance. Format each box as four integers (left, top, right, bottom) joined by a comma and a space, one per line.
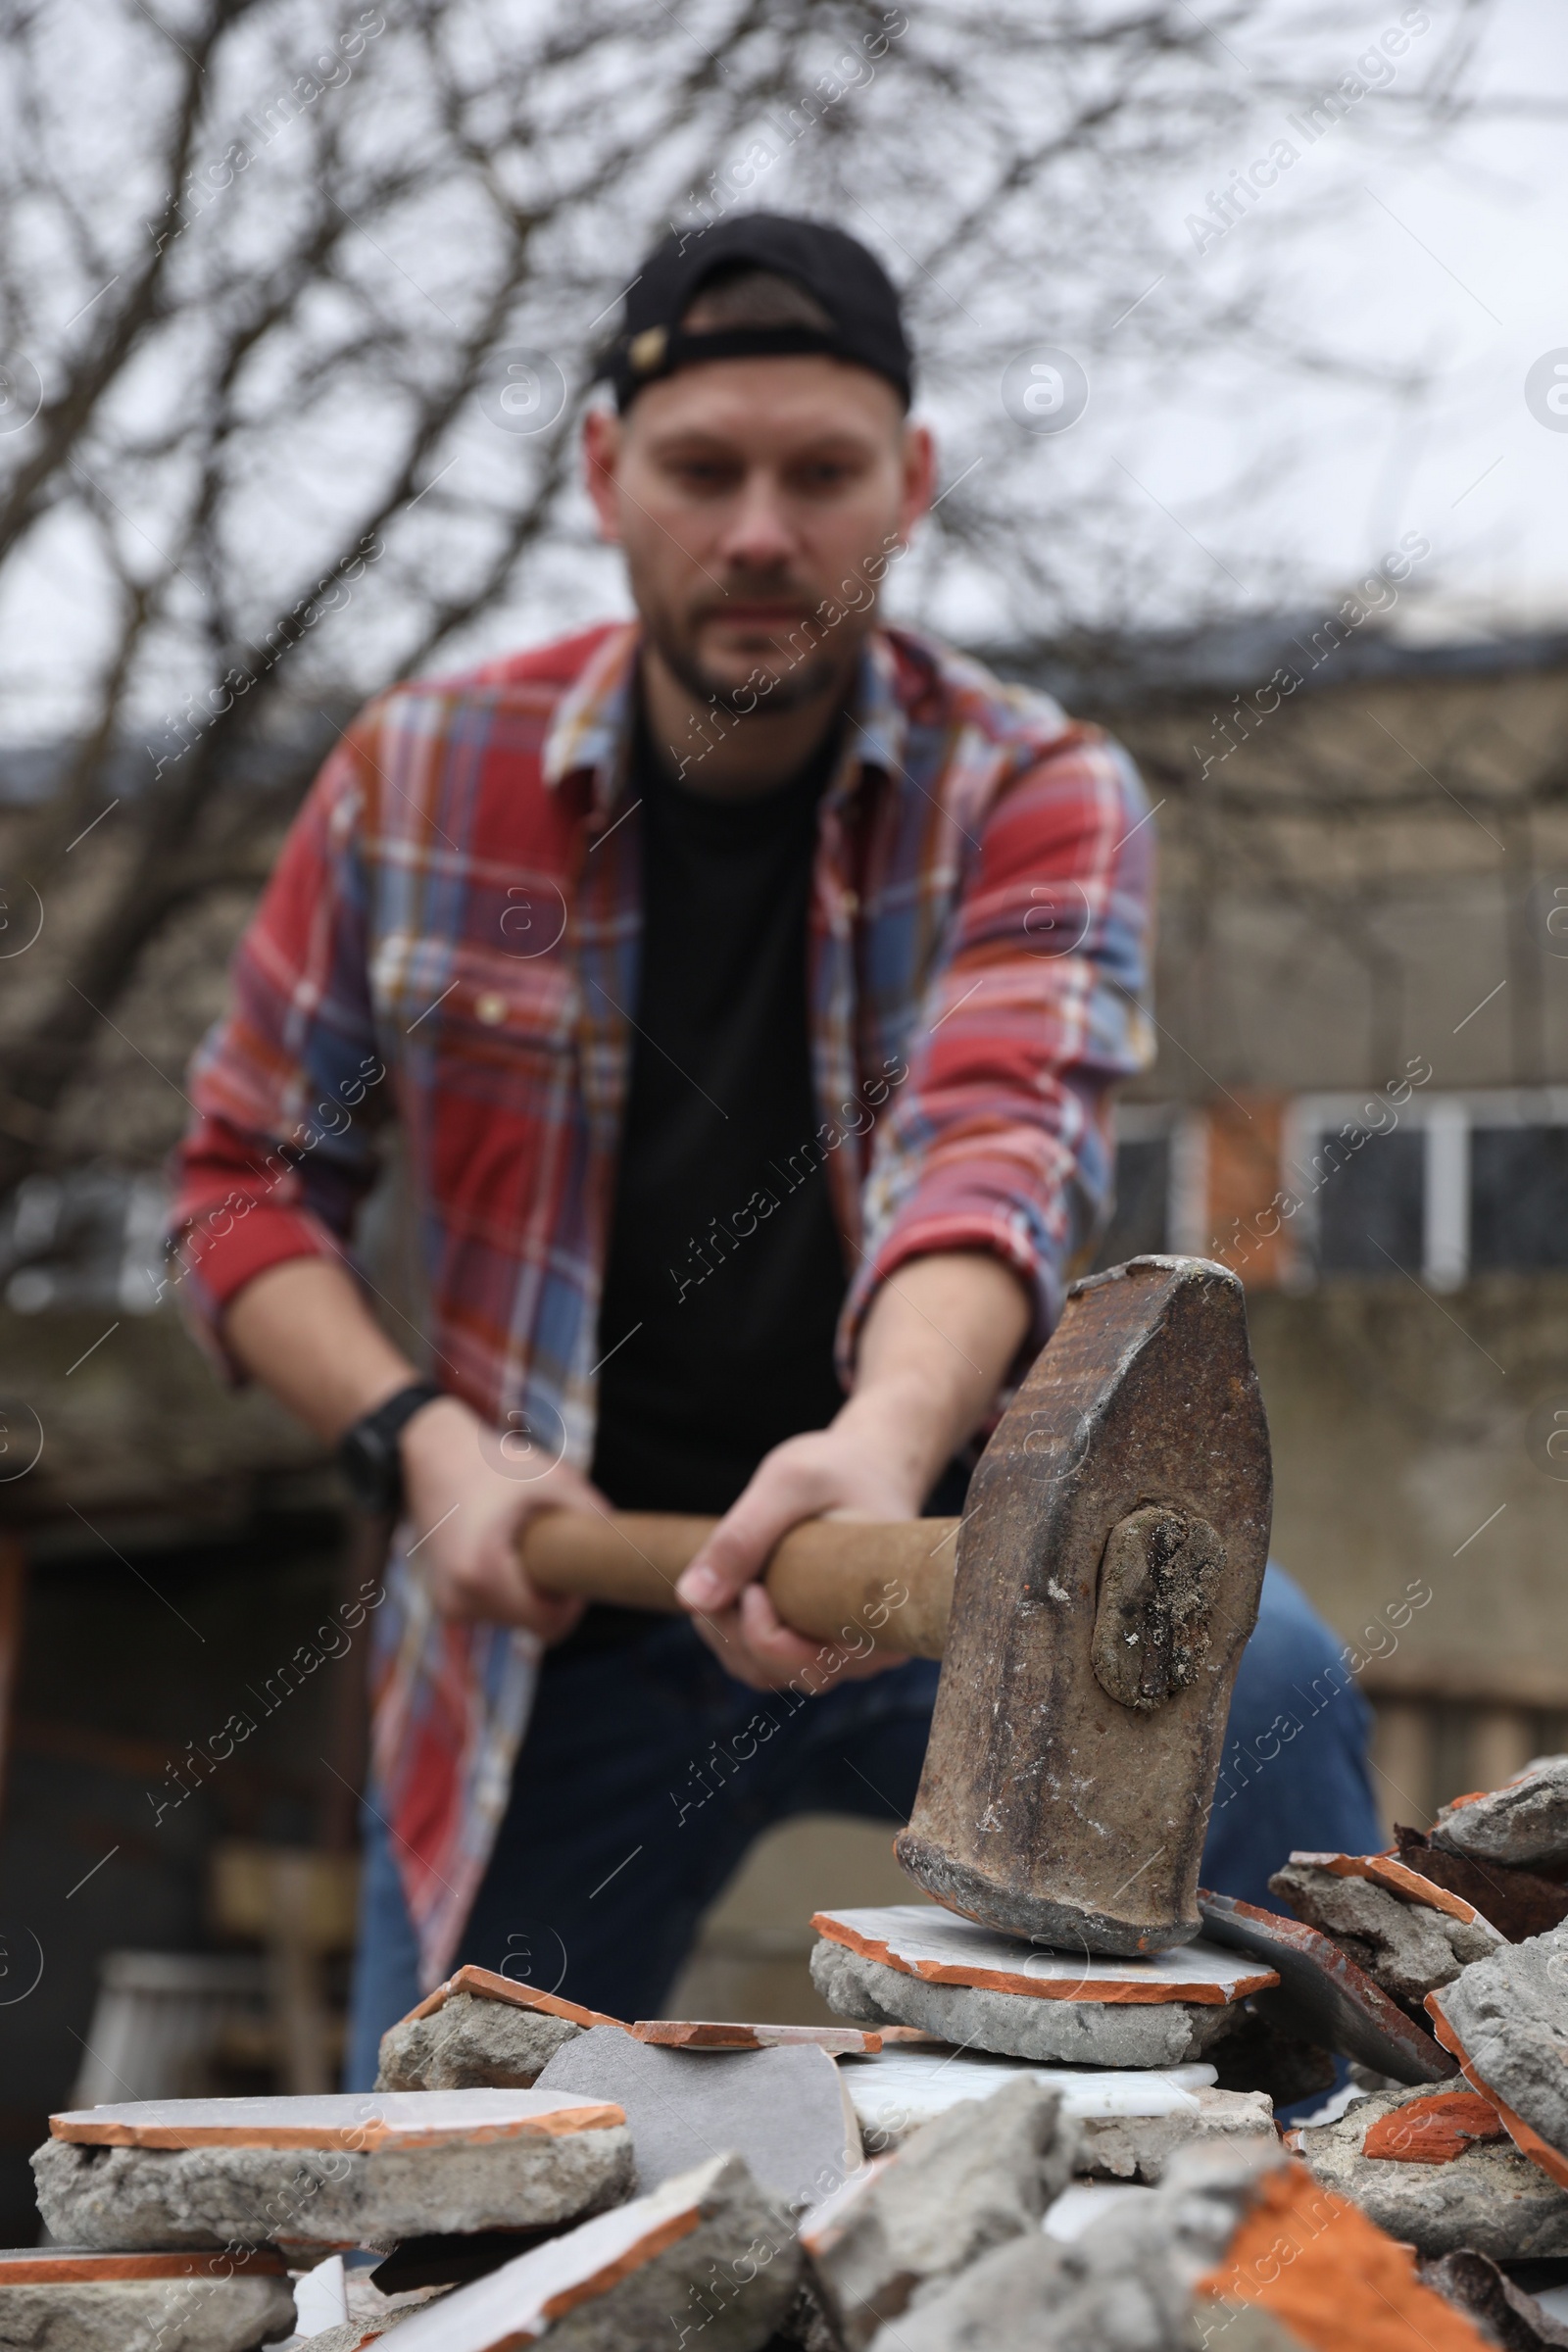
172, 621, 1155, 1985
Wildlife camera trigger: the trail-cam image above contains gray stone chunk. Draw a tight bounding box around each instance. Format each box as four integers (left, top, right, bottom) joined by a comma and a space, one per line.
1432, 1757, 1568, 1870
1077, 2088, 1275, 2184
866, 2139, 1279, 2352
1436, 1918, 1568, 2167
356, 2154, 797, 2352
30, 2127, 633, 2254
375, 1993, 581, 2091
1418, 2249, 1568, 2351
1268, 1863, 1488, 2006
809, 1937, 1232, 2068
804, 2081, 1074, 2349
0, 2273, 294, 2351
1297, 2085, 1568, 2258
534, 2028, 860, 2212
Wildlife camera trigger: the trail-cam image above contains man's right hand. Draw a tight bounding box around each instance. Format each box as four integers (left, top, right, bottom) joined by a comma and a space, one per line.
400, 1394, 600, 1642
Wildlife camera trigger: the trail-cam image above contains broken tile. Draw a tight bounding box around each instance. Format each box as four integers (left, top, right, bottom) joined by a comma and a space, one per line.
1269, 1858, 1500, 2011
0, 2247, 295, 2352
810, 1903, 1271, 2069
1428, 1920, 1568, 2188
534, 2027, 860, 2213
1199, 1889, 1457, 2084
337, 2152, 798, 2352
1362, 2089, 1506, 2164
1431, 1758, 1568, 1872
835, 2044, 1271, 2180
1419, 2249, 1568, 2351
1197, 2145, 1494, 2351
377, 1973, 620, 2091
863, 2139, 1277, 2352
1294, 2084, 1568, 2258
801, 2079, 1072, 2348
631, 2021, 880, 2053
32, 2091, 633, 2254
1395, 1826, 1568, 1942
812, 1904, 1273, 2002
1291, 1848, 1506, 1936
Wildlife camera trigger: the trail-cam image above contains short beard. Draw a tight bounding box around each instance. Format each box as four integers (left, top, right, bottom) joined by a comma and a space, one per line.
643, 612, 854, 717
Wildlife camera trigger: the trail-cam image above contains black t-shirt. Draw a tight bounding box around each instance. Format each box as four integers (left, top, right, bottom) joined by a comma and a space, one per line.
588, 715, 849, 1517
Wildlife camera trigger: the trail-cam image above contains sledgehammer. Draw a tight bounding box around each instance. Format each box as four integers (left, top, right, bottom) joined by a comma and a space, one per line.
517, 1255, 1272, 1956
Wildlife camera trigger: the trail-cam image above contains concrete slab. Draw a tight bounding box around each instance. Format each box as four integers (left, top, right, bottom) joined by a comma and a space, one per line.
834, 2045, 1270, 2178
1269, 1860, 1498, 2008
1432, 1759, 1568, 1872
533, 2028, 860, 2214
344, 2152, 797, 2352
0, 2247, 294, 2351
1294, 2086, 1568, 2259
1429, 1922, 1568, 2189
1290, 1850, 1505, 1938
47, 2091, 625, 2150
810, 1936, 1240, 2067
811, 1904, 1274, 2003
1198, 1889, 1457, 2084
32, 2092, 634, 2254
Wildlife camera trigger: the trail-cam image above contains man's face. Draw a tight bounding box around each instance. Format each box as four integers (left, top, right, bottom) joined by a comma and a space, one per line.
585, 358, 932, 713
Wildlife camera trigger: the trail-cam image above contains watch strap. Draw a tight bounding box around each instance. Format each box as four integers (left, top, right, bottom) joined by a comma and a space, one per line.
337, 1381, 443, 1515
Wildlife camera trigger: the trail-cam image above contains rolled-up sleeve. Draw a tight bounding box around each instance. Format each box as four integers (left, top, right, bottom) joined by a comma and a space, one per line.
841, 723, 1155, 1371
167, 722, 390, 1373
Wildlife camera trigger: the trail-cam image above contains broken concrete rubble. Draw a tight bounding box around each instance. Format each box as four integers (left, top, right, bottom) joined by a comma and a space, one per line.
1432, 1758, 1568, 1871
1269, 1858, 1499, 2009
331, 2153, 797, 2352
376, 1994, 587, 2094
1418, 2249, 1568, 2351
376, 1973, 618, 2092
1429, 1919, 1568, 2187
534, 2028, 860, 2210
1295, 2085, 1568, 2258
811, 1935, 1238, 2066
1199, 1888, 1457, 2083
0, 2248, 295, 2352
836, 2044, 1273, 2180
31, 2092, 633, 2253
801, 2079, 1073, 2348
865, 2137, 1497, 2350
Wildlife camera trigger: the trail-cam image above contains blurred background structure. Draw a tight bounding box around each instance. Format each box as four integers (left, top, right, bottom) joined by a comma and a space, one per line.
0, 0, 1564, 2245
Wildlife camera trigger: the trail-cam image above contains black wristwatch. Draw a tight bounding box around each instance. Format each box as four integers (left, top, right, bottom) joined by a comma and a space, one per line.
336, 1382, 444, 1515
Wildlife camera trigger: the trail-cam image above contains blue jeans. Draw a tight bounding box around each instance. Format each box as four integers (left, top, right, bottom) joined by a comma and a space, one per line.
345, 1564, 1379, 2089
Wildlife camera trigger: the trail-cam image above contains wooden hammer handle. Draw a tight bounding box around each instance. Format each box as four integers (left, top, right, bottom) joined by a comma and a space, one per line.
516, 1510, 957, 1660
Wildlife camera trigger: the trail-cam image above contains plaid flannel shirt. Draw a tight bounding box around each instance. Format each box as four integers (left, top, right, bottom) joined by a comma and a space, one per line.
172, 619, 1155, 1986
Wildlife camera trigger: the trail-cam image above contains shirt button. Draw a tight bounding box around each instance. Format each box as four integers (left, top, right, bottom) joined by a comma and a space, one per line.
474, 991, 508, 1026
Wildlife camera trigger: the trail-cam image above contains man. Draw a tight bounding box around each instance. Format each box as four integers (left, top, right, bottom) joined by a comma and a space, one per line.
172, 216, 1380, 2084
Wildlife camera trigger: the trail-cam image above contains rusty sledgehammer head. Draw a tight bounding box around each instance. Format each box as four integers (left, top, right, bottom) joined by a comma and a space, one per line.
895, 1255, 1272, 1958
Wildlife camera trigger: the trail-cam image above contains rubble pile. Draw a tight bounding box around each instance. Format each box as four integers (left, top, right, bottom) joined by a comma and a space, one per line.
11, 1754, 1568, 2349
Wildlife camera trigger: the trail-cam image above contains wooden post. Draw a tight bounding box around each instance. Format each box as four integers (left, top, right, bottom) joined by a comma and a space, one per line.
1468, 1705, 1537, 1799
1369, 1699, 1434, 1839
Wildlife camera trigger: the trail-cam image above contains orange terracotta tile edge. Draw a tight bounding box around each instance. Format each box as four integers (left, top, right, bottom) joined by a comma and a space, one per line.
49, 2102, 627, 2151
407, 1966, 623, 2029
537, 2207, 703, 2327
1312, 1851, 1489, 1928
1361, 2090, 1505, 2165
631, 2021, 881, 2051
0, 2251, 287, 2282
1197, 2161, 1494, 2352
808, 1915, 1276, 2007
1425, 1997, 1568, 2190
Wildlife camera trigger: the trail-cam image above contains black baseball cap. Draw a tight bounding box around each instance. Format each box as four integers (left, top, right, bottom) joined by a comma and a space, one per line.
596, 214, 912, 413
